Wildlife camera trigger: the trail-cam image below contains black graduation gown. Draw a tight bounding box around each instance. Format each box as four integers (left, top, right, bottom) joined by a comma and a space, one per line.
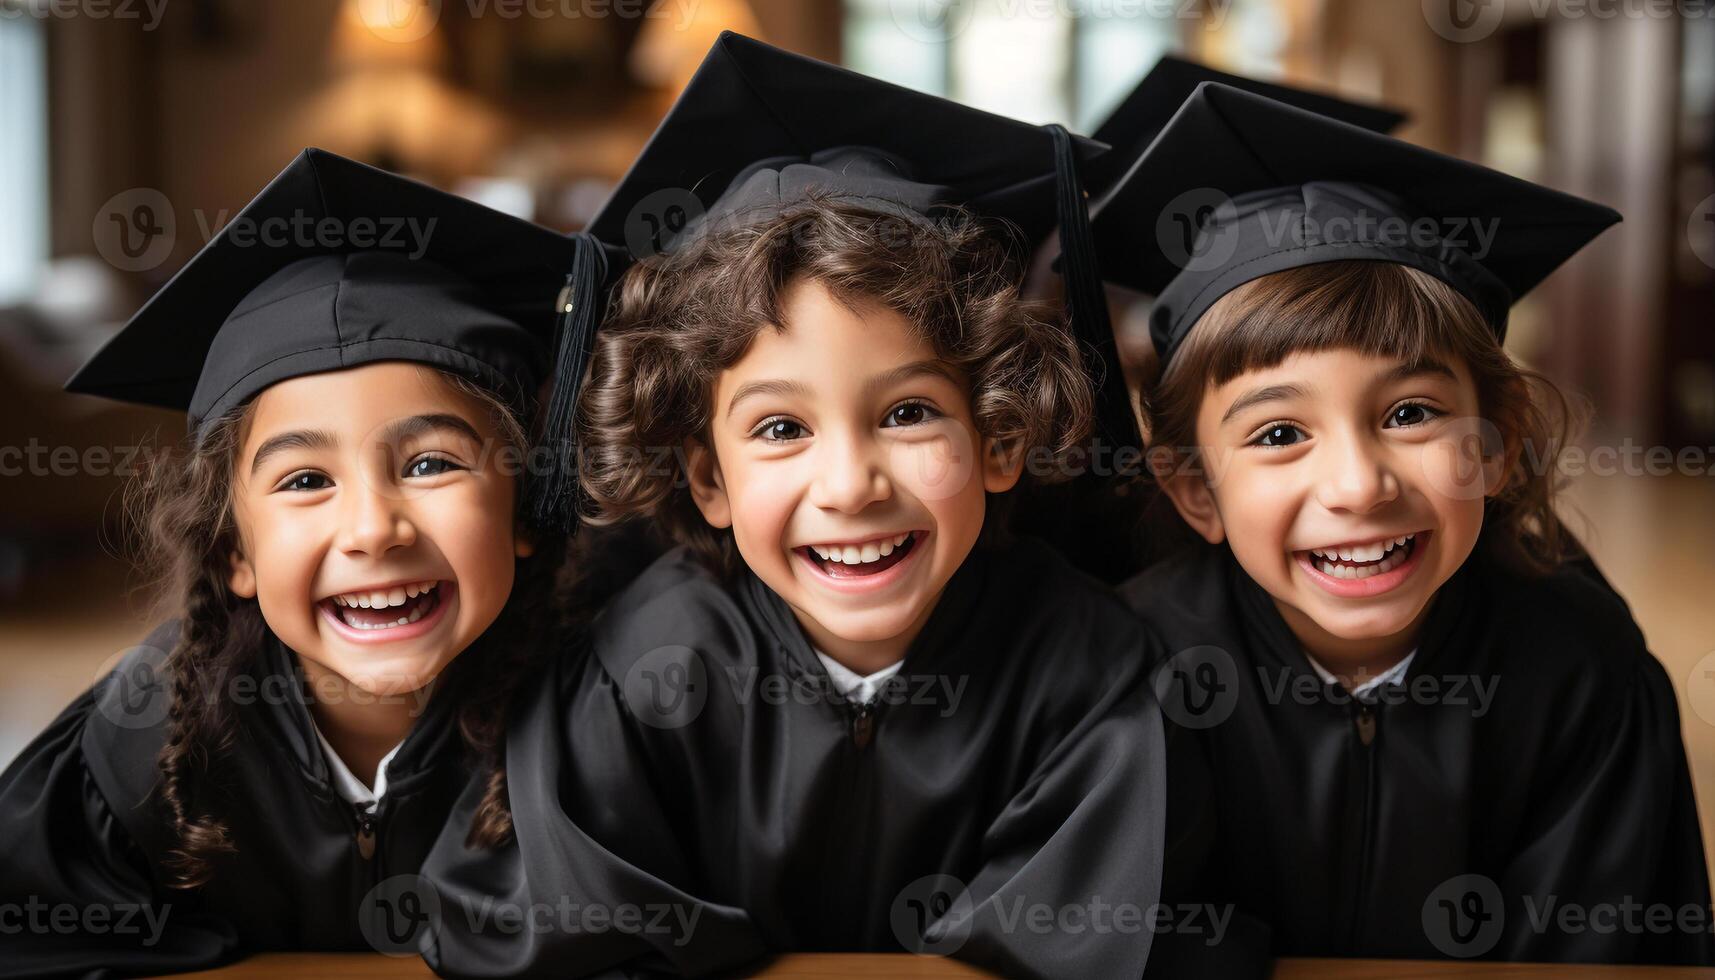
421, 537, 1171, 980
1122, 539, 1715, 964
0, 621, 473, 978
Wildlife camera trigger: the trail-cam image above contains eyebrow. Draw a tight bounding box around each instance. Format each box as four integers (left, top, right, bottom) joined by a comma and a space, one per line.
378, 413, 484, 447
724, 360, 962, 421
247, 414, 482, 476
1220, 383, 1310, 426
1383, 358, 1459, 385
249, 428, 337, 476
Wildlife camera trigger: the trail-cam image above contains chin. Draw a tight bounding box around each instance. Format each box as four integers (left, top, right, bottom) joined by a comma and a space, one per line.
1306, 601, 1425, 643
806, 605, 920, 646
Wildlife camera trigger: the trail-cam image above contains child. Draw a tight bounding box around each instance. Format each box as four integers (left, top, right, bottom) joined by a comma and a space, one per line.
420, 34, 1173, 980
1094, 83, 1714, 963
0, 149, 601, 974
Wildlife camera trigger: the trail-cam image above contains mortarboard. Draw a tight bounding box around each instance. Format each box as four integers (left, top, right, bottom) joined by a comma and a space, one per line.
1090, 82, 1621, 367
64, 148, 607, 530
587, 31, 1139, 456
1085, 55, 1408, 201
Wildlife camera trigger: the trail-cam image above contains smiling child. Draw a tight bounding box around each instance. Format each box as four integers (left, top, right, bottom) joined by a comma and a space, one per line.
0, 149, 596, 973
1096, 84, 1713, 963
420, 35, 1174, 980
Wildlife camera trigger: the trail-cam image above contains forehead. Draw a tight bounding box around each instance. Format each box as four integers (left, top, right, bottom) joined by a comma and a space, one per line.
718, 279, 936, 385
242, 362, 490, 443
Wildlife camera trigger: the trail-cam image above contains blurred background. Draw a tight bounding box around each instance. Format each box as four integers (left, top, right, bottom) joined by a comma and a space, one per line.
0, 0, 1712, 861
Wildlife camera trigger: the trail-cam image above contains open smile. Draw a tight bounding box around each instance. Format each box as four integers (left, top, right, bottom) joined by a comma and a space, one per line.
1293, 531, 1431, 598
794, 530, 926, 593
316, 579, 456, 643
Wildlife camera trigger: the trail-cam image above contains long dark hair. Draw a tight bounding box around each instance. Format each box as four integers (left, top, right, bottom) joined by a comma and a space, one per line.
126, 372, 563, 887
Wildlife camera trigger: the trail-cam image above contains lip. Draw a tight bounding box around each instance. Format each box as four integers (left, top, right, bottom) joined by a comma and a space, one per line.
794, 530, 929, 596
317, 579, 457, 645
1294, 531, 1432, 599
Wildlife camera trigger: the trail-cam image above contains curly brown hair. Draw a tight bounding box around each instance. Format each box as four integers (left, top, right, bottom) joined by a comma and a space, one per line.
1139, 260, 1587, 573
575, 200, 1096, 574
125, 372, 565, 888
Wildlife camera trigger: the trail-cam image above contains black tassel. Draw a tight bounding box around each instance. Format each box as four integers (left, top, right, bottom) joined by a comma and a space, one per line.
1045, 123, 1142, 457
528, 232, 609, 534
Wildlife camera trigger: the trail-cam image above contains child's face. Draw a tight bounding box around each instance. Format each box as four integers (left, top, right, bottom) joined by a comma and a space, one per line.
688, 278, 1020, 663
1163, 348, 1503, 661
227, 362, 531, 697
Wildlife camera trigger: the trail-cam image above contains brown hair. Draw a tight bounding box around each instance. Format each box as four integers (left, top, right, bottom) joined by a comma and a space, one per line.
577, 199, 1095, 574
126, 371, 563, 887
1141, 260, 1586, 573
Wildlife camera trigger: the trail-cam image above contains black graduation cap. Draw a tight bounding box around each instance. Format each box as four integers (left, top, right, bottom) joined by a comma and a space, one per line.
1090, 82, 1621, 367
64, 148, 605, 530
1084, 55, 1408, 200
586, 31, 1137, 454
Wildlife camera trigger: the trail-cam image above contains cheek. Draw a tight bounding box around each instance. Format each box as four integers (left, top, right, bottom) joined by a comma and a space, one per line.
1210, 464, 1301, 562
724, 454, 805, 550
886, 426, 981, 505
241, 509, 324, 608
422, 482, 519, 614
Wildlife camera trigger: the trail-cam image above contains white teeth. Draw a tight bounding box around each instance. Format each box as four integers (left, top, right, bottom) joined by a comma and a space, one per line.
331, 580, 437, 608
809, 532, 914, 565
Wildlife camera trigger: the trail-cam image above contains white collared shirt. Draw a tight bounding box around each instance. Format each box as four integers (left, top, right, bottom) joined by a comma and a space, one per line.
312, 725, 403, 813
1306, 649, 1418, 698
814, 650, 904, 704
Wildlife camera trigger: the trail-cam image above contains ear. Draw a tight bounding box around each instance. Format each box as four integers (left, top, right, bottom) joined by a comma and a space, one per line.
228, 547, 257, 599
1158, 462, 1226, 545
684, 436, 732, 529
1482, 427, 1516, 500
980, 436, 1024, 494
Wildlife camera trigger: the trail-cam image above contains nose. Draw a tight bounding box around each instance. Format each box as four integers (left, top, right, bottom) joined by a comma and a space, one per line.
807, 428, 892, 514
335, 481, 418, 556
1313, 428, 1400, 514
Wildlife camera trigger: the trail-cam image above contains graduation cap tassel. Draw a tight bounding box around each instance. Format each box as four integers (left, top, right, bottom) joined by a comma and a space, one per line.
1045, 123, 1143, 456
528, 232, 609, 535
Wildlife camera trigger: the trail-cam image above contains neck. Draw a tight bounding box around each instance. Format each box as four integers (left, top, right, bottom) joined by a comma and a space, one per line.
1272, 597, 1430, 689
790, 586, 946, 677
296, 655, 422, 789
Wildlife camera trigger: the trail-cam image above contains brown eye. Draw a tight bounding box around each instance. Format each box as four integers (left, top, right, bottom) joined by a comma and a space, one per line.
281, 472, 331, 492
757, 418, 806, 441
1254, 424, 1306, 448
1385, 403, 1438, 428
883, 401, 937, 428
